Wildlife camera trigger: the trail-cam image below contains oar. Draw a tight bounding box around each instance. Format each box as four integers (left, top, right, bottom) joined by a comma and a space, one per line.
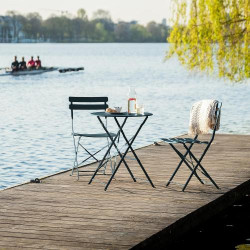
58, 67, 84, 73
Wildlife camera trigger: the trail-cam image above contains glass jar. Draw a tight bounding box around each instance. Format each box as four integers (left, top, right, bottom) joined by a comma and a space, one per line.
128, 87, 137, 114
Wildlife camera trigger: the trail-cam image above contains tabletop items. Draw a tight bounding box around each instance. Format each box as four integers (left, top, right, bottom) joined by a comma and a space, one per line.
114, 107, 122, 113
106, 87, 144, 115
106, 107, 119, 113
128, 87, 145, 115
128, 87, 137, 114
136, 103, 144, 115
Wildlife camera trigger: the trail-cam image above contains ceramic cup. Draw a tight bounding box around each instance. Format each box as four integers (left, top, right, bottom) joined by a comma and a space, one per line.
114, 107, 122, 113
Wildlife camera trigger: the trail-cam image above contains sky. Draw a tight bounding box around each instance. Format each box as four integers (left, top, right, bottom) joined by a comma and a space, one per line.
0, 0, 173, 25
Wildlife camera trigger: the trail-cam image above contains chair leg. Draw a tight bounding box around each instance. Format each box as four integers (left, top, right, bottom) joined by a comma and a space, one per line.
183, 144, 220, 191
71, 136, 112, 179
71, 139, 77, 176
110, 132, 121, 174
168, 144, 205, 186
166, 142, 194, 186
183, 161, 220, 191
166, 154, 183, 186
104, 134, 117, 174
71, 136, 81, 179
182, 159, 216, 192
107, 152, 116, 174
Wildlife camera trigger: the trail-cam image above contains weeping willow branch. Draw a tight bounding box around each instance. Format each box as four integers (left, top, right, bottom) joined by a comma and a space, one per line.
166, 0, 249, 82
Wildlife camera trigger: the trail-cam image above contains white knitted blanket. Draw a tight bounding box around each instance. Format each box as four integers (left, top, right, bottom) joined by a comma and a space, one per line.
188, 100, 220, 135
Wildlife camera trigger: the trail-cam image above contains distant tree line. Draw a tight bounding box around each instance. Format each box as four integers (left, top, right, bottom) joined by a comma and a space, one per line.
0, 9, 170, 43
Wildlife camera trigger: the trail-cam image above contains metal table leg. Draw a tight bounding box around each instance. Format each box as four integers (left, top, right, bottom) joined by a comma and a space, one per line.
104, 116, 155, 190
89, 116, 136, 184
114, 116, 155, 188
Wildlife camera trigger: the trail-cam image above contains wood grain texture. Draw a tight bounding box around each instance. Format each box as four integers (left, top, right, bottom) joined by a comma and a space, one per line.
0, 134, 250, 249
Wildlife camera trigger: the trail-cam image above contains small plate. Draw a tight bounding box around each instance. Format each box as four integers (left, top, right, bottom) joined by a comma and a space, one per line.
105, 112, 127, 115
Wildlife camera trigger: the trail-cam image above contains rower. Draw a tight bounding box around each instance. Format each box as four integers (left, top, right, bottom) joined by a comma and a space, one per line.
19, 57, 27, 70
11, 56, 19, 72
35, 56, 42, 69
27, 56, 35, 69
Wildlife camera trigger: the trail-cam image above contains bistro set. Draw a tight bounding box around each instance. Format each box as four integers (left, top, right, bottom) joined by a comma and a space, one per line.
69, 96, 222, 192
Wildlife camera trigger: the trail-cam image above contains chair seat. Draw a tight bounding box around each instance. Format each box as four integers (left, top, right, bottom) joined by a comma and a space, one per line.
161, 137, 209, 144
74, 132, 117, 138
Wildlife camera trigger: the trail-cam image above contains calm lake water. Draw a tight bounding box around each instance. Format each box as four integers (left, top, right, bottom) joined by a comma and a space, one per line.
0, 43, 249, 190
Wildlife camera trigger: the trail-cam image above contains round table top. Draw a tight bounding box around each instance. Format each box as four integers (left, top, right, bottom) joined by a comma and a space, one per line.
91, 111, 153, 118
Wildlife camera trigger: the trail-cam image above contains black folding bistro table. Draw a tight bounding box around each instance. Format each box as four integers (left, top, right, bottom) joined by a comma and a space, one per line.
89, 111, 155, 191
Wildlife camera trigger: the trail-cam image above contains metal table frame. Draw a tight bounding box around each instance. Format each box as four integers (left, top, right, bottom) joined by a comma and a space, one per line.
89, 112, 155, 191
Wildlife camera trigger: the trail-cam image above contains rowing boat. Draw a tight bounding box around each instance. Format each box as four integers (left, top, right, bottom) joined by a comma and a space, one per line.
1, 66, 84, 77
5, 67, 58, 76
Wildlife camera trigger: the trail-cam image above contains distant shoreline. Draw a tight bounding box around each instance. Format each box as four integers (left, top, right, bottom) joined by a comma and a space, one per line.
0, 11, 170, 44
0, 41, 169, 44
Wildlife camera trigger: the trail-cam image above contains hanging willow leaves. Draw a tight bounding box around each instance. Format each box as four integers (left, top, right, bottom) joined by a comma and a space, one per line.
167, 0, 249, 82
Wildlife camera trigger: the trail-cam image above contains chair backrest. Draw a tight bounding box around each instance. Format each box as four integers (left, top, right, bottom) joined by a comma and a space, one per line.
189, 100, 222, 133
189, 100, 222, 146
200, 101, 222, 146
196, 101, 222, 162
69, 97, 108, 119
210, 101, 222, 142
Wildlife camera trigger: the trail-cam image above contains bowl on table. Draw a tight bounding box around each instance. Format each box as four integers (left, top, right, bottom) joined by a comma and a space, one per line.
114, 107, 122, 113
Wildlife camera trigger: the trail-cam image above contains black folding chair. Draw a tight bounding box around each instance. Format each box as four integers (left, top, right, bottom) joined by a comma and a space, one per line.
161, 101, 222, 191
69, 97, 117, 180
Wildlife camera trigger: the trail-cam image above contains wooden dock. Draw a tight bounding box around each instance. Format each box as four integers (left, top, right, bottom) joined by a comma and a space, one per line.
0, 134, 250, 249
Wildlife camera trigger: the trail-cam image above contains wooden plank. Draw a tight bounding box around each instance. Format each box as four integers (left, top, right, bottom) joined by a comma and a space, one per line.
0, 134, 249, 249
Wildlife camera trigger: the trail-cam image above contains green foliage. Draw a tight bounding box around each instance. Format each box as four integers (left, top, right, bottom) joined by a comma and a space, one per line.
92, 9, 112, 21
77, 9, 88, 20
147, 22, 169, 42
1, 9, 171, 43
167, 0, 249, 82
5, 11, 25, 42
23, 13, 42, 39
95, 22, 110, 42
130, 24, 151, 42
114, 22, 131, 42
